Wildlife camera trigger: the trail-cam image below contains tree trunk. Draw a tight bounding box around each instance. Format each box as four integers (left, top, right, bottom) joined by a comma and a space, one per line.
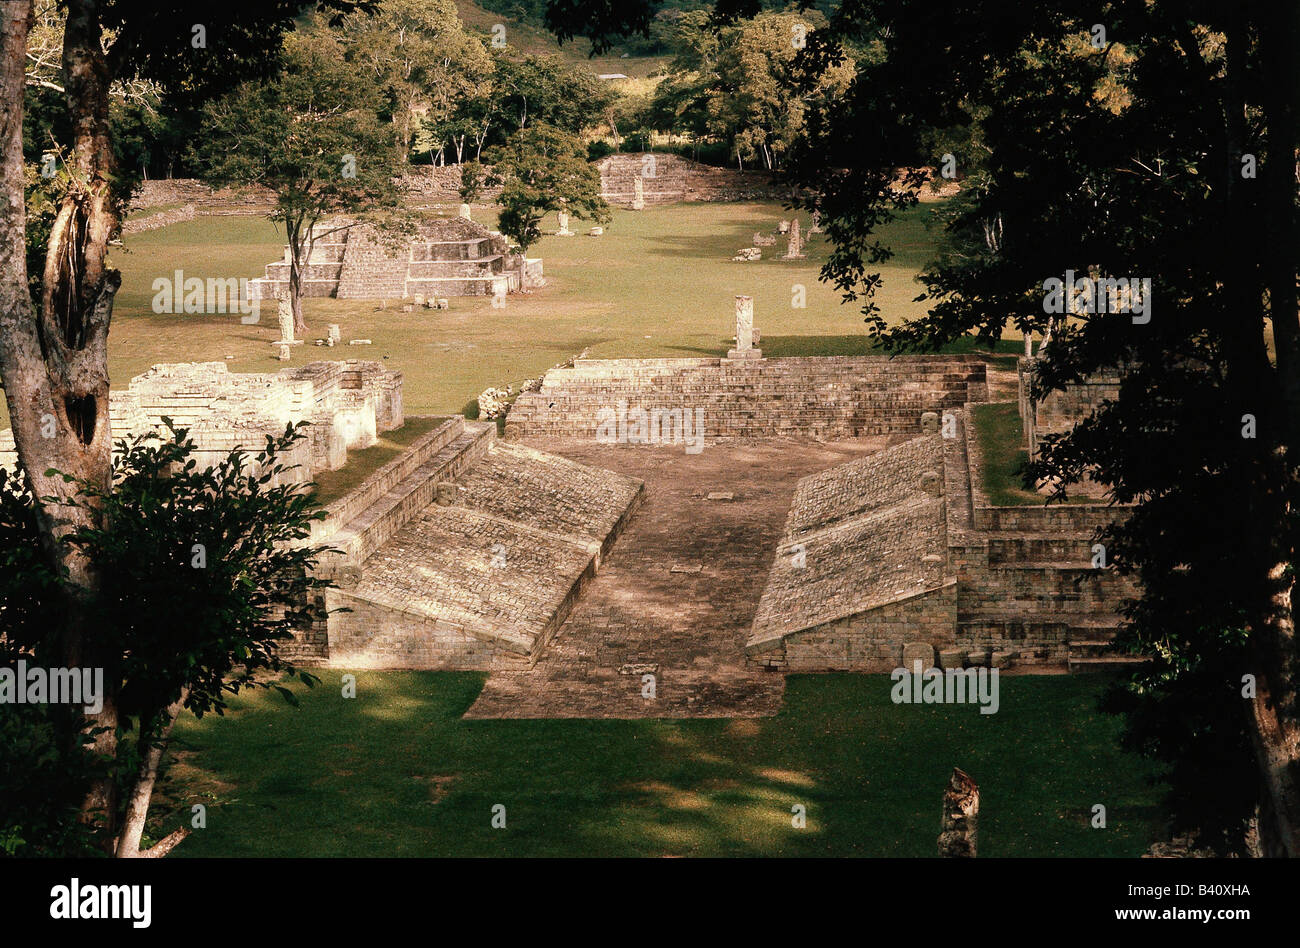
0, 0, 121, 845
287, 217, 308, 335
1244, 3, 1300, 857
115, 700, 188, 858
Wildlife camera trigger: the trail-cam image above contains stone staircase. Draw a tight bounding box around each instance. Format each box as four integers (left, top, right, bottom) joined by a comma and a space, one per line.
249, 226, 349, 300
597, 153, 688, 205
506, 356, 989, 441
949, 407, 1141, 671
248, 218, 534, 302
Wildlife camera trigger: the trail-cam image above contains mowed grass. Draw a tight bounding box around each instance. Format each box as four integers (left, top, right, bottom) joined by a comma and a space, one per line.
156, 670, 1165, 857
96, 201, 946, 421
972, 402, 1044, 507
308, 415, 446, 507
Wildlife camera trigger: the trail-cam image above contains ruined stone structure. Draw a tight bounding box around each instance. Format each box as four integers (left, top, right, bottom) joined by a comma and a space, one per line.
596, 153, 786, 206
505, 355, 988, 441
287, 417, 643, 669
247, 217, 543, 303
743, 405, 1138, 673
1018, 357, 1122, 463
0, 360, 403, 486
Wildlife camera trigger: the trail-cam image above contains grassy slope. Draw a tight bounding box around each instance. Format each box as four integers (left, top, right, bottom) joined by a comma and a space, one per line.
972, 402, 1045, 507
456, 0, 669, 79
159, 670, 1164, 857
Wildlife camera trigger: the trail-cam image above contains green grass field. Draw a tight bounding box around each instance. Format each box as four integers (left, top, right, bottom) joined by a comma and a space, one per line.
99, 200, 953, 421
155, 670, 1164, 857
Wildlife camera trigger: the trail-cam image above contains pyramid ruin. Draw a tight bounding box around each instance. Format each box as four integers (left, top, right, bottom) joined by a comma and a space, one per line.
247, 216, 544, 303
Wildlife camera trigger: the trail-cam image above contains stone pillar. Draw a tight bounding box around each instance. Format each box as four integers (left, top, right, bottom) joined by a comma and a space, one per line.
809, 210, 823, 233
557, 210, 573, 236
458, 203, 472, 220
938, 768, 979, 858
328, 324, 341, 344
632, 176, 646, 210
277, 299, 295, 343
727, 295, 760, 360
784, 218, 805, 259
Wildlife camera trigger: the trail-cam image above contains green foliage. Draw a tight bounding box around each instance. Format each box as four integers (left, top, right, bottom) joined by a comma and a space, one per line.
648, 9, 846, 171
458, 161, 485, 204
0, 424, 336, 854
777, 0, 1298, 851
61, 421, 332, 723
192, 17, 402, 317
343, 0, 493, 161
486, 123, 610, 253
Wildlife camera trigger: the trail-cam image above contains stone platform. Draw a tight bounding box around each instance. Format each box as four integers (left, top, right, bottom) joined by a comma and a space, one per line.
247, 216, 543, 302
505, 355, 989, 441
288, 418, 644, 669
745, 407, 1141, 673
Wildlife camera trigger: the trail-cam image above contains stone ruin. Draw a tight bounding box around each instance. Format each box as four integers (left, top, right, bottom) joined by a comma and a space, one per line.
783, 218, 806, 259
247, 216, 544, 304
726, 295, 761, 361
503, 296, 1139, 676
0, 360, 403, 486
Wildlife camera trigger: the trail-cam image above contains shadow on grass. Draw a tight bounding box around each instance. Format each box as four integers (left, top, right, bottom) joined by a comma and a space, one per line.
154, 670, 1167, 858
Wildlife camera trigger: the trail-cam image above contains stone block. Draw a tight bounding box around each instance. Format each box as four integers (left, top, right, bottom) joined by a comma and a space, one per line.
938, 648, 966, 669
991, 650, 1016, 669
920, 411, 940, 433
966, 649, 989, 667
901, 641, 935, 671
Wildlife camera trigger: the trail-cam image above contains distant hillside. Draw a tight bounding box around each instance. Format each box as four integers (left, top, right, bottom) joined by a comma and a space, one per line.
456, 0, 669, 79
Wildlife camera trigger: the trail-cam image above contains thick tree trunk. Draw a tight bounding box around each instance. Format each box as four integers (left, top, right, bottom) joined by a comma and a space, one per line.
0, 0, 122, 845
1247, 3, 1300, 858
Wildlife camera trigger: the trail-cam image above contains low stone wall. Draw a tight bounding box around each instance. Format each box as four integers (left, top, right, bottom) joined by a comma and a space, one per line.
507, 355, 990, 441
1018, 356, 1122, 462
122, 204, 196, 234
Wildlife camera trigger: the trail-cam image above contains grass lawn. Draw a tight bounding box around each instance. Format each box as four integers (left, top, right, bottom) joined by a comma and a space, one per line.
96, 201, 948, 422
308, 415, 447, 507
1, 199, 1025, 432
972, 402, 1044, 507
156, 670, 1165, 857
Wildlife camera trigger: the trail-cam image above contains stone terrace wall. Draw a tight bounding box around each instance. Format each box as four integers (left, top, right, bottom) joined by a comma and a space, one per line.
1018, 357, 1122, 462
597, 152, 785, 205
747, 405, 1139, 673
506, 355, 989, 441
122, 204, 197, 234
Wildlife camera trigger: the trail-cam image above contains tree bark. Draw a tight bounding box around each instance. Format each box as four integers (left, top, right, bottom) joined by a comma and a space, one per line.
0, 0, 122, 845
1246, 2, 1300, 859
115, 699, 187, 858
